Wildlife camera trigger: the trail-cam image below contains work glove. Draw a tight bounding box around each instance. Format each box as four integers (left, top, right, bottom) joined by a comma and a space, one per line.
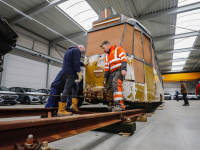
103, 78, 107, 87
77, 72, 83, 83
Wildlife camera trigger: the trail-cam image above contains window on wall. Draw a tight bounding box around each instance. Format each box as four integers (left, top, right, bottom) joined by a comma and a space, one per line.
143, 34, 151, 65
134, 27, 143, 60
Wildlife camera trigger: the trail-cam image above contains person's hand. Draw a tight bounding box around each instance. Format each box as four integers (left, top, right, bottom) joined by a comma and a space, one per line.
121, 70, 126, 77
77, 72, 83, 83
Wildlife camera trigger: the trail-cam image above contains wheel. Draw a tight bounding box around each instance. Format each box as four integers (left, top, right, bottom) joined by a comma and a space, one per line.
10, 103, 16, 105
23, 97, 31, 104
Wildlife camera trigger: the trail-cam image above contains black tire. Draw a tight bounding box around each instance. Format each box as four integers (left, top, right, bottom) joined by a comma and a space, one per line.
10, 103, 16, 105
20, 102, 24, 104
23, 97, 31, 104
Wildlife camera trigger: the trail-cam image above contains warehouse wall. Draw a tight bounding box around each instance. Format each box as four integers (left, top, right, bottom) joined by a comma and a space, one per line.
164, 79, 200, 99
0, 25, 63, 89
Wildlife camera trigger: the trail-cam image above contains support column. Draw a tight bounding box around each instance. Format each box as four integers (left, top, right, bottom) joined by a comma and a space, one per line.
0, 54, 8, 86
46, 44, 52, 88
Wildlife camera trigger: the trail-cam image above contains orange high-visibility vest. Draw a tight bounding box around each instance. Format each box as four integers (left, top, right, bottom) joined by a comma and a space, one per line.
105, 45, 127, 73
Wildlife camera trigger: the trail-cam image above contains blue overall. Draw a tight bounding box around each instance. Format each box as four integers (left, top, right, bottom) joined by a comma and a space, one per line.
45, 59, 85, 108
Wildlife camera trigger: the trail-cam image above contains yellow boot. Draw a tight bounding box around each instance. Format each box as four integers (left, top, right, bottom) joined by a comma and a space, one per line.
57, 102, 72, 116
70, 98, 79, 111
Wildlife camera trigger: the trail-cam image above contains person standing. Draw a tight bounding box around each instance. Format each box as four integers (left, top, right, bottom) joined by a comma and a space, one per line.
180, 80, 189, 106
58, 45, 85, 116
175, 90, 179, 101
196, 81, 200, 95
101, 41, 127, 111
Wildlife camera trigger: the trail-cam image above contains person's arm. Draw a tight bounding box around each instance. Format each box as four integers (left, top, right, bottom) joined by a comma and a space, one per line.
118, 47, 127, 71
73, 48, 81, 73
104, 55, 109, 79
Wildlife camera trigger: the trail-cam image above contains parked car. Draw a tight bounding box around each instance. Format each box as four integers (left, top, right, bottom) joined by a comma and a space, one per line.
173, 93, 183, 100
0, 86, 18, 105
37, 88, 51, 94
187, 93, 197, 100
37, 88, 51, 102
9, 87, 46, 104
164, 93, 171, 100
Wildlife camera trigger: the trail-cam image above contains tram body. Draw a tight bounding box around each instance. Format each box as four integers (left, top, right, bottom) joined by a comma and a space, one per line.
83, 7, 164, 105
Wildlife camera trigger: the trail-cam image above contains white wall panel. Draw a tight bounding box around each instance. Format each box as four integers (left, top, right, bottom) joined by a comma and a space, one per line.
49, 65, 62, 88
12, 25, 49, 55
4, 54, 47, 89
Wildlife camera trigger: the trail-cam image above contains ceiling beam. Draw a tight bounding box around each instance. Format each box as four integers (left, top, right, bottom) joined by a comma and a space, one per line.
161, 68, 200, 74
159, 56, 200, 63
153, 32, 200, 42
50, 31, 87, 44
9, 0, 69, 25
160, 63, 198, 69
138, 2, 200, 21
157, 46, 200, 55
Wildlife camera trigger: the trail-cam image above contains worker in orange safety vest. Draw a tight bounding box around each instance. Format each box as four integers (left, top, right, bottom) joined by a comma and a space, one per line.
101, 41, 127, 111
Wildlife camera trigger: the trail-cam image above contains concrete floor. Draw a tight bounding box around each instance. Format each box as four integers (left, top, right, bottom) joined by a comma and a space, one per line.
1, 100, 200, 150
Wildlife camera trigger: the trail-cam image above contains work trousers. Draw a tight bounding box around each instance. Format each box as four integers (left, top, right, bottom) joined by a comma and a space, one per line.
108, 69, 124, 106
45, 88, 61, 108
61, 74, 79, 103
183, 93, 189, 104
176, 95, 179, 101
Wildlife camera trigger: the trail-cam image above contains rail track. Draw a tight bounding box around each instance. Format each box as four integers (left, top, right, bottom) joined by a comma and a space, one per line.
0, 107, 148, 149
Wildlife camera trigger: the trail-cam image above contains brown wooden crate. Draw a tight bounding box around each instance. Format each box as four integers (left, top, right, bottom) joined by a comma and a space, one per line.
134, 59, 144, 83
101, 10, 105, 19
122, 24, 133, 54
93, 17, 120, 28
86, 24, 125, 56
143, 34, 151, 65
134, 30, 143, 59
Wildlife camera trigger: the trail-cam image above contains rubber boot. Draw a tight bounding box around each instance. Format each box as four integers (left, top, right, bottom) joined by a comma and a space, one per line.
57, 102, 72, 116
112, 100, 125, 112
70, 98, 79, 111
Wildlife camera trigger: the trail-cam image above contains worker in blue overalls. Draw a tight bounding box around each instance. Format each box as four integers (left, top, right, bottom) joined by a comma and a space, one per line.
45, 62, 85, 108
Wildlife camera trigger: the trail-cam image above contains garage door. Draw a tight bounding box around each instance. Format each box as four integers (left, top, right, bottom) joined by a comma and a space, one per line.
3, 54, 47, 89
49, 65, 62, 88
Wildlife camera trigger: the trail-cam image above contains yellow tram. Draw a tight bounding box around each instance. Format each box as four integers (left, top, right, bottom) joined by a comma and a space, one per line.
83, 7, 164, 106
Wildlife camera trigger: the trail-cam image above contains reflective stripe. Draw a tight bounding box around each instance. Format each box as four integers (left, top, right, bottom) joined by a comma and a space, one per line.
105, 63, 109, 66
106, 55, 108, 63
114, 47, 118, 59
119, 52, 126, 57
121, 56, 127, 60
110, 63, 121, 70
114, 97, 123, 101
109, 58, 121, 64
114, 92, 123, 95
105, 67, 109, 69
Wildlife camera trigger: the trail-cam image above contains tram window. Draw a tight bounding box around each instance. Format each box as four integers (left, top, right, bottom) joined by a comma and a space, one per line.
122, 24, 133, 54
143, 34, 151, 65
134, 58, 144, 83
134, 29, 143, 59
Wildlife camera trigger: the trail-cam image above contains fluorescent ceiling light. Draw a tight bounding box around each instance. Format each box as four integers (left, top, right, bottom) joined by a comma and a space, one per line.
174, 36, 196, 49
178, 0, 200, 7
173, 52, 190, 59
58, 0, 98, 30
172, 67, 183, 71
172, 61, 186, 66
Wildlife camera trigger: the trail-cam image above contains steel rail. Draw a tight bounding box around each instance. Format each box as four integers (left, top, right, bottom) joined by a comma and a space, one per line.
0, 109, 145, 149
0, 107, 109, 118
